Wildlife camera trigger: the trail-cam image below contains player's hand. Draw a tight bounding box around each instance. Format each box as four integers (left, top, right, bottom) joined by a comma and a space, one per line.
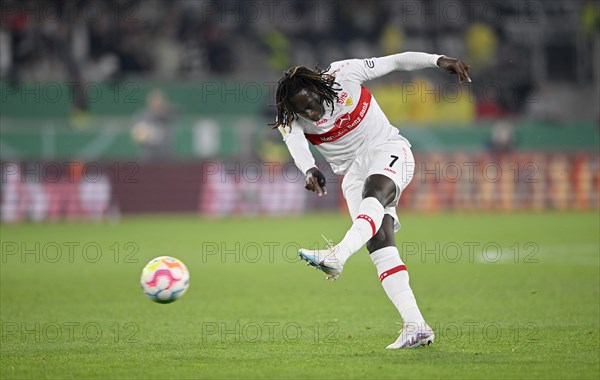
437, 56, 472, 83
305, 167, 327, 197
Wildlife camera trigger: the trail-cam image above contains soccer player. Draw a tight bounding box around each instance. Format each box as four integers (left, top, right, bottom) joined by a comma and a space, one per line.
274, 52, 471, 349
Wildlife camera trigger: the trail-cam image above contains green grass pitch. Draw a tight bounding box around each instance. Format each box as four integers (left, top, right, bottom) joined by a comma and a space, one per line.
1, 211, 599, 379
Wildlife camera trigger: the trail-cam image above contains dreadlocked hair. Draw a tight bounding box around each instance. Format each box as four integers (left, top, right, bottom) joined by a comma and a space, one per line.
271, 65, 340, 129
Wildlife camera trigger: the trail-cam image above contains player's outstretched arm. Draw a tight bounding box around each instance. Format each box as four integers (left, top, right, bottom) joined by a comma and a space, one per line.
334, 52, 472, 84
305, 167, 327, 197
436, 56, 472, 83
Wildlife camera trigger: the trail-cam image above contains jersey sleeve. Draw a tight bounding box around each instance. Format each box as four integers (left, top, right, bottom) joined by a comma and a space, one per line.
330, 52, 444, 84
278, 121, 316, 175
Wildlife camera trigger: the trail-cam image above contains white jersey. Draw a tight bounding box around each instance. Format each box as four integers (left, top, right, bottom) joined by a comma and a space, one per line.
279, 52, 442, 175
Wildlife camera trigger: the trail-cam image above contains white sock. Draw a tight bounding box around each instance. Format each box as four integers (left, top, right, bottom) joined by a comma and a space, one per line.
333, 197, 384, 264
370, 246, 426, 326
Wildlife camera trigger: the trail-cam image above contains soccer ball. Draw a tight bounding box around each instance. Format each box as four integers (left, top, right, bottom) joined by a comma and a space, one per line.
141, 256, 190, 303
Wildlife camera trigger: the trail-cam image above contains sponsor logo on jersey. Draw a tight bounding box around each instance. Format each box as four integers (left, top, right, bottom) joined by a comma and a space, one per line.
316, 118, 328, 126
337, 92, 349, 105
304, 86, 372, 145
334, 114, 350, 129
364, 59, 375, 68
336, 92, 353, 107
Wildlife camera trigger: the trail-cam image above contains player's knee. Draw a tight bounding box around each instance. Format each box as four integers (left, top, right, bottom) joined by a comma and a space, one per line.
362, 188, 387, 205
363, 175, 396, 206
367, 215, 396, 253
367, 228, 389, 253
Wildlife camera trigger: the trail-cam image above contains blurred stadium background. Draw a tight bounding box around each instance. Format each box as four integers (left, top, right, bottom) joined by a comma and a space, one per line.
0, 0, 598, 220
1, 2, 599, 379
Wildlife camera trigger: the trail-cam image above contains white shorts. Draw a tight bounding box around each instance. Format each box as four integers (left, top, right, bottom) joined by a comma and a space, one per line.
341, 139, 415, 232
